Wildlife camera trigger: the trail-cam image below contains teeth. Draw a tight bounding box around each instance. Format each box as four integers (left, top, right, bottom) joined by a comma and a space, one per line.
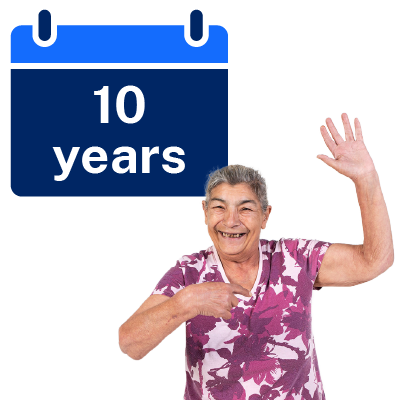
222, 232, 243, 238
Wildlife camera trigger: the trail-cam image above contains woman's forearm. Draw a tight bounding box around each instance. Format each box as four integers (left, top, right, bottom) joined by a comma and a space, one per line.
118, 280, 247, 360
119, 288, 195, 360
354, 170, 394, 276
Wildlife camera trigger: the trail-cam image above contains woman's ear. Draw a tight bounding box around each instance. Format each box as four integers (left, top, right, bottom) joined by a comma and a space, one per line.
261, 205, 272, 229
202, 200, 208, 225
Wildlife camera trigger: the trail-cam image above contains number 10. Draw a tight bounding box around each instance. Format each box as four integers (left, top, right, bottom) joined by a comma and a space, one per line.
94, 85, 145, 124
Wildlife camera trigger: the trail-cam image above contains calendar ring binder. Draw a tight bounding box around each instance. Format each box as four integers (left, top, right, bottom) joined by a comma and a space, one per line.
190, 10, 203, 41
38, 10, 51, 41
31, 9, 57, 47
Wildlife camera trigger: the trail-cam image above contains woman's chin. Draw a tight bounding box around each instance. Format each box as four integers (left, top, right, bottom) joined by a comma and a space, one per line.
217, 240, 247, 256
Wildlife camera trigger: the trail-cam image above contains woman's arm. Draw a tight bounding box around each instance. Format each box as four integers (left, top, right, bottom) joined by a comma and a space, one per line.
315, 114, 394, 287
119, 292, 194, 360
119, 282, 250, 360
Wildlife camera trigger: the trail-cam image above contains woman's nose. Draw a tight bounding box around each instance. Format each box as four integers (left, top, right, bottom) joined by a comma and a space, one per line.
223, 209, 240, 228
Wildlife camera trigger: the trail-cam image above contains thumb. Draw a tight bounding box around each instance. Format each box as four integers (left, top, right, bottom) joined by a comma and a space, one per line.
317, 154, 337, 169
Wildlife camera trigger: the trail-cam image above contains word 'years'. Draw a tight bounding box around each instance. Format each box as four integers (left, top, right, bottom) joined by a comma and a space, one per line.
53, 146, 185, 181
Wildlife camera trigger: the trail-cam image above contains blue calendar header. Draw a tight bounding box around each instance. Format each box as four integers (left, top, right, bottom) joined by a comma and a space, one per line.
11, 25, 228, 63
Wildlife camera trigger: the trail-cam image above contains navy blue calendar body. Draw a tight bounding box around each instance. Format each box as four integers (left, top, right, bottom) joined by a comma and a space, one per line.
11, 25, 228, 196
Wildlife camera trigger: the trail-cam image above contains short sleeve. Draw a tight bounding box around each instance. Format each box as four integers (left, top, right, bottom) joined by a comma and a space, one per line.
150, 260, 185, 298
304, 239, 332, 291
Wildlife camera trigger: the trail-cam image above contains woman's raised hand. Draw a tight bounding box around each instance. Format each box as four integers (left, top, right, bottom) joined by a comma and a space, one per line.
317, 113, 376, 183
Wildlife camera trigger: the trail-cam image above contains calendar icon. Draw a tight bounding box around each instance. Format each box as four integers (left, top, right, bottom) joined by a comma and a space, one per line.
11, 10, 228, 196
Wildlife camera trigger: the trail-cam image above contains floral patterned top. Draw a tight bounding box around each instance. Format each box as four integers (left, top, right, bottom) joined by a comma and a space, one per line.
151, 238, 332, 400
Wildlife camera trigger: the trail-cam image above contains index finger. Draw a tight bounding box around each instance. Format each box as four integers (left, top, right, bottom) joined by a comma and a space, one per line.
229, 283, 252, 297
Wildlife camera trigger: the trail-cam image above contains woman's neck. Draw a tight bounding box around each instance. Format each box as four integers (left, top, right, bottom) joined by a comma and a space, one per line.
218, 244, 260, 275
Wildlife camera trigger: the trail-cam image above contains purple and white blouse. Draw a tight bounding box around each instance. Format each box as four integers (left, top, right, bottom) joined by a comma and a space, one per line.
151, 238, 332, 400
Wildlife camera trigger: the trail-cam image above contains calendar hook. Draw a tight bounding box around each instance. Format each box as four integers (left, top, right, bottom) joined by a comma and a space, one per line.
185, 10, 208, 47
190, 10, 203, 41
38, 10, 51, 41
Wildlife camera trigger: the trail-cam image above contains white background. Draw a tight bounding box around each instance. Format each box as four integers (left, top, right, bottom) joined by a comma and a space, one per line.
1, 1, 399, 399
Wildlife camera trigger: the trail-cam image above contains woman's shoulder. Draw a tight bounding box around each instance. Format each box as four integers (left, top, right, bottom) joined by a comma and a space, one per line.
260, 238, 312, 254
177, 246, 214, 266
175, 246, 219, 285
261, 238, 330, 258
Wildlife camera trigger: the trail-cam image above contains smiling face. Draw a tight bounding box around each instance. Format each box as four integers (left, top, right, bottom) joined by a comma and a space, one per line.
202, 182, 272, 263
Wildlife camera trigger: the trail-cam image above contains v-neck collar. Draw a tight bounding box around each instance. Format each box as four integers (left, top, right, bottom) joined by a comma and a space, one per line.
211, 241, 263, 301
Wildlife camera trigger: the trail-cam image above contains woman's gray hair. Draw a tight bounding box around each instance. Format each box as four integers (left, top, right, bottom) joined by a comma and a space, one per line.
204, 165, 268, 212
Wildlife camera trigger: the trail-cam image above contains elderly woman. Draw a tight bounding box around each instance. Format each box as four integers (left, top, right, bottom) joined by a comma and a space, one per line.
119, 114, 394, 400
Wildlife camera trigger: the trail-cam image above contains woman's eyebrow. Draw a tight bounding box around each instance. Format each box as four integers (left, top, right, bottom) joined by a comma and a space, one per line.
210, 198, 257, 206
238, 200, 257, 206
210, 198, 226, 203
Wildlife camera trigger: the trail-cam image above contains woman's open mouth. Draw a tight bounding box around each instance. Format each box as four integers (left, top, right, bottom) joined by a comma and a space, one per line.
218, 230, 246, 238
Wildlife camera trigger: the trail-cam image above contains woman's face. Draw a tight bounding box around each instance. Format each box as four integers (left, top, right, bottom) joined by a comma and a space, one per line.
202, 182, 272, 262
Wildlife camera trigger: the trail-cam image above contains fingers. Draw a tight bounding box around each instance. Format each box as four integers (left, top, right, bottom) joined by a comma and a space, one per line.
326, 117, 344, 145
354, 118, 364, 141
230, 283, 252, 297
320, 125, 336, 155
224, 295, 238, 319
221, 310, 232, 320
341, 113, 355, 141
324, 114, 357, 145
230, 294, 239, 308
